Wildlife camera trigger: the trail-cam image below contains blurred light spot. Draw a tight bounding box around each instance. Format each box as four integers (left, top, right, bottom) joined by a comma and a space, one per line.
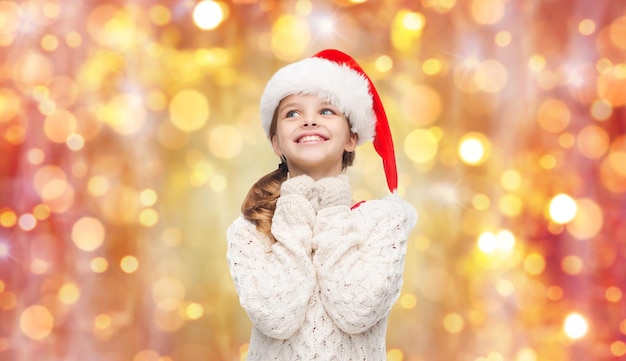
139, 208, 159, 227
146, 90, 167, 112
539, 154, 557, 169
558, 132, 575, 148
609, 16, 626, 50
295, 0, 313, 15
386, 348, 404, 361
596, 58, 612, 74
606, 286, 622, 302
58, 282, 80, 304
33, 204, 50, 221
515, 347, 537, 361
422, 58, 442, 75
153, 307, 184, 332
66, 133, 85, 151
208, 125, 242, 159
91, 257, 108, 273
402, 85, 442, 126
414, 235, 431, 251
13, 51, 54, 90
477, 232, 497, 253
101, 94, 146, 135
472, 194, 490, 210
65, 31, 82, 47
163, 227, 182, 247
443, 313, 464, 333
87, 176, 110, 197
18, 213, 37, 231
561, 255, 583, 275
41, 34, 58, 51
44, 109, 77, 143
564, 312, 588, 339
499, 194, 522, 217
0, 291, 16, 310
149, 5, 171, 26
94, 314, 111, 330
566, 198, 603, 239
548, 193, 577, 224
399, 293, 417, 309
546, 285, 563, 301
474, 59, 508, 92
494, 30, 511, 47
391, 10, 424, 53
458, 132, 490, 165
120, 255, 139, 273
170, 90, 209, 132
578, 19, 596, 35
20, 305, 53, 340
375, 55, 393, 73
496, 279, 514, 296
271, 15, 309, 61
139, 189, 158, 206
185, 303, 204, 320
576, 125, 609, 159
471, 0, 504, 24
537, 99, 570, 133
611, 340, 626, 357
404, 128, 438, 163
153, 277, 186, 311
209, 174, 228, 192
0, 210, 17, 227
193, 1, 227, 30
72, 217, 105, 251
158, 120, 190, 149
0, 242, 8, 258
30, 258, 50, 274
500, 169, 521, 191
524, 253, 545, 275
590, 99, 613, 120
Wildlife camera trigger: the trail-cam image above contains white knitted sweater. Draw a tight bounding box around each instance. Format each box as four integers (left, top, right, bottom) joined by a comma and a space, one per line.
227, 175, 416, 360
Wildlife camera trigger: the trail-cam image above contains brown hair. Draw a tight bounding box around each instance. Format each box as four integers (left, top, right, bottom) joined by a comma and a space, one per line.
241, 109, 356, 240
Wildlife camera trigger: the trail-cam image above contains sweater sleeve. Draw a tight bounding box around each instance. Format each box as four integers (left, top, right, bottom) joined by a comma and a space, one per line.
312, 193, 416, 334
226, 194, 316, 340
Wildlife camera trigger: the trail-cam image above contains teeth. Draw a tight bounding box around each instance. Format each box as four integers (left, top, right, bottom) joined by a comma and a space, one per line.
298, 135, 324, 143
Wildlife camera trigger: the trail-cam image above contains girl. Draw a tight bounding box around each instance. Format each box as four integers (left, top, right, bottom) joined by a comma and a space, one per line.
227, 49, 416, 360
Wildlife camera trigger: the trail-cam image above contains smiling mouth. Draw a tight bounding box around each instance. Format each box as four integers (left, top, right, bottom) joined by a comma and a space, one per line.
296, 135, 328, 143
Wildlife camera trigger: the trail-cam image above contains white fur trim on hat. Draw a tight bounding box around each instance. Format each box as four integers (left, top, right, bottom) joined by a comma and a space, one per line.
260, 57, 376, 144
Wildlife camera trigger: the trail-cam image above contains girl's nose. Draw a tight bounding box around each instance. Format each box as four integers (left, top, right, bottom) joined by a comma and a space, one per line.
302, 116, 317, 127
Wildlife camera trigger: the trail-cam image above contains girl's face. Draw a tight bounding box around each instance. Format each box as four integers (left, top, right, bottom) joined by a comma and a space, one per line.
271, 93, 357, 180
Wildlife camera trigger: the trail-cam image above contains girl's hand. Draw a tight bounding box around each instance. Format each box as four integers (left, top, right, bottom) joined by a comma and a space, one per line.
316, 175, 351, 209
280, 174, 319, 210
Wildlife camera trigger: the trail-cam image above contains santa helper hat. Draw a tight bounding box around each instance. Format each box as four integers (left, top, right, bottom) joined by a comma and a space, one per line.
259, 49, 398, 193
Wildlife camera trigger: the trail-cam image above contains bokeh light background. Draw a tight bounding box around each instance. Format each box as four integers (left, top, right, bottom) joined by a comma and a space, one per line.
1, 0, 625, 360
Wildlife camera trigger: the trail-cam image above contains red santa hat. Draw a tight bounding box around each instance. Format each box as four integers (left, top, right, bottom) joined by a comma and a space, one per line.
260, 49, 398, 193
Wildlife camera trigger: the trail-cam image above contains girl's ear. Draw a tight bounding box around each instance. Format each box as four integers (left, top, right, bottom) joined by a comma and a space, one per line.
344, 132, 358, 152
271, 135, 282, 157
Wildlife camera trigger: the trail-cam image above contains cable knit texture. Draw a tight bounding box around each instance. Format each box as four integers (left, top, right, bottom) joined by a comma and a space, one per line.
227, 175, 416, 360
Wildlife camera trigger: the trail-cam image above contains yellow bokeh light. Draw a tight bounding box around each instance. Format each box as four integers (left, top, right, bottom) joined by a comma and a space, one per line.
208, 125, 242, 159
94, 314, 112, 330
170, 90, 209, 132
139, 189, 158, 206
193, 1, 227, 30
422, 58, 443, 75
153, 277, 186, 311
471, 0, 505, 25
91, 257, 108, 273
472, 193, 490, 210
0, 209, 17, 227
500, 169, 522, 191
494, 30, 511, 47
44, 109, 77, 143
271, 15, 310, 61
442, 313, 464, 333
139, 208, 159, 227
386, 348, 404, 361
18, 213, 37, 231
611, 340, 626, 357
590, 99, 613, 120
391, 10, 424, 52
20, 305, 54, 340
474, 59, 508, 93
477, 232, 497, 253
578, 19, 596, 35
72, 217, 105, 251
566, 198, 603, 240
149, 5, 171, 26
524, 253, 545, 276
375, 55, 393, 73
496, 279, 514, 296
576, 125, 609, 159
561, 255, 583, 275
563, 312, 588, 339
404, 128, 439, 164
185, 303, 204, 320
605, 286, 622, 302
458, 132, 490, 165
402, 85, 442, 126
58, 282, 81, 304
548, 193, 577, 224
399, 293, 417, 309
120, 255, 139, 273
537, 98, 570, 133
499, 194, 523, 217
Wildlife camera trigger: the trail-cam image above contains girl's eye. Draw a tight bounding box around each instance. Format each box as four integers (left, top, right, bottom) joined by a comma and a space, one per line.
320, 108, 336, 116
285, 110, 299, 118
